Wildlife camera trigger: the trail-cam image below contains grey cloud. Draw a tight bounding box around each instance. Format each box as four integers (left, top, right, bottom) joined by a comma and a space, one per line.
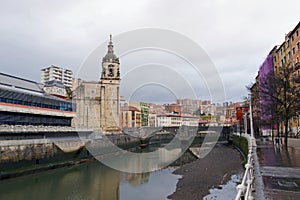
1, 0, 299, 102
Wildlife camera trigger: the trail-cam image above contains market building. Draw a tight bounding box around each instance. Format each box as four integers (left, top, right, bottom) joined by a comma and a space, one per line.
0, 72, 75, 126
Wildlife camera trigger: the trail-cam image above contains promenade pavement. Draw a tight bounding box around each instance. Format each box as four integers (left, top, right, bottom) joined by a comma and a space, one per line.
255, 137, 300, 199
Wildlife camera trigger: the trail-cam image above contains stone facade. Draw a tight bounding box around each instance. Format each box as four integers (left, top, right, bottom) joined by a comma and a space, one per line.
74, 36, 120, 134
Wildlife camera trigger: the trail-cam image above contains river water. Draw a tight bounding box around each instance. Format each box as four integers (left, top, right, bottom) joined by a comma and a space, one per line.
0, 139, 240, 200
0, 141, 191, 200
0, 160, 181, 200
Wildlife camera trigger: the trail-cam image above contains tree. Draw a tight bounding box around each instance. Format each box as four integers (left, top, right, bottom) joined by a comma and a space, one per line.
247, 83, 262, 137
259, 65, 300, 148
65, 86, 73, 100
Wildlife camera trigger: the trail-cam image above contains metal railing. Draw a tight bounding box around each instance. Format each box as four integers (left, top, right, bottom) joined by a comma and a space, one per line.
235, 95, 256, 200
235, 134, 255, 200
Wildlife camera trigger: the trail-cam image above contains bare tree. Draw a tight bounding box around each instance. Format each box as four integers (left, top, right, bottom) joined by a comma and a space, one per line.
259, 65, 300, 148
247, 83, 262, 137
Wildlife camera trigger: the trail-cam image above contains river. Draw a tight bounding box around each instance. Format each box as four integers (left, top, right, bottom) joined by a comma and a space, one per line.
0, 160, 182, 200
0, 141, 196, 200
0, 139, 240, 200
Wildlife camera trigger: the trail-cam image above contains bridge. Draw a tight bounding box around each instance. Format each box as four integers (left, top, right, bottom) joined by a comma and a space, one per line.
122, 125, 232, 139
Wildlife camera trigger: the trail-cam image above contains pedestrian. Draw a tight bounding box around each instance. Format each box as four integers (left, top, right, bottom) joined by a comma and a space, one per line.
275, 137, 279, 147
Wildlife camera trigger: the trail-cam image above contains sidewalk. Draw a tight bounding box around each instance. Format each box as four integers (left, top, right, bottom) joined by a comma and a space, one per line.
255, 137, 300, 199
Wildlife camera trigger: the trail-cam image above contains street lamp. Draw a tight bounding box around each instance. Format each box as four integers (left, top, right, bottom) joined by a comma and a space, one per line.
249, 93, 255, 140
296, 111, 299, 137
243, 110, 248, 135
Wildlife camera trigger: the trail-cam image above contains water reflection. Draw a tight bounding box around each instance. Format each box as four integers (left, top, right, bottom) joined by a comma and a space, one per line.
0, 162, 121, 200
0, 140, 203, 200
257, 141, 300, 167
0, 152, 187, 200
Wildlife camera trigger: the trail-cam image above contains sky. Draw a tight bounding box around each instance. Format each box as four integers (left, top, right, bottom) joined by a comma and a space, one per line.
0, 0, 299, 103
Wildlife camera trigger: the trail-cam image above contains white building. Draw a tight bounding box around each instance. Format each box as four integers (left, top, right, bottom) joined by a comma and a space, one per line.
43, 80, 67, 99
156, 114, 199, 127
181, 116, 199, 126
157, 114, 182, 127
148, 113, 157, 127
41, 65, 73, 88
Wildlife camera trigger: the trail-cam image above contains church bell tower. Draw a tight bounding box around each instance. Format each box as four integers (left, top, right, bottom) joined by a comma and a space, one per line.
100, 35, 120, 132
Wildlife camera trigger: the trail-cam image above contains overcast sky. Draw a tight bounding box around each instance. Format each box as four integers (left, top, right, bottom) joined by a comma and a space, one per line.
0, 0, 299, 103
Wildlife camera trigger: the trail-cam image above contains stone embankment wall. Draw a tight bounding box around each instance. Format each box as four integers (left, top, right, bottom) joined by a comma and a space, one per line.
0, 135, 140, 171
0, 139, 59, 163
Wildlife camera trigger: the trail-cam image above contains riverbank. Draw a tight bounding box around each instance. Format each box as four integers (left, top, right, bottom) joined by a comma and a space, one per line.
168, 143, 243, 200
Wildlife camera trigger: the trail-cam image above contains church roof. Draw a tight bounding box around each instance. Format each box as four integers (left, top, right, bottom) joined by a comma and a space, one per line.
102, 35, 119, 63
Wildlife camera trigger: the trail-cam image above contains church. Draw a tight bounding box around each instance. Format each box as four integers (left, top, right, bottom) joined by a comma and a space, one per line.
74, 35, 121, 133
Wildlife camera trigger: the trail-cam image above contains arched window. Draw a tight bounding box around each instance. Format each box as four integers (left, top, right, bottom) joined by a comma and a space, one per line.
108, 68, 113, 76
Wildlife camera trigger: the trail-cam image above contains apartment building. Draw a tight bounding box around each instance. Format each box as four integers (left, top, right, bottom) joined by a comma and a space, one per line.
41, 65, 73, 88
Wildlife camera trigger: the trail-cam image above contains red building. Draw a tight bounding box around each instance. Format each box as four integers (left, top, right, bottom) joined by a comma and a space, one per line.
236, 106, 250, 133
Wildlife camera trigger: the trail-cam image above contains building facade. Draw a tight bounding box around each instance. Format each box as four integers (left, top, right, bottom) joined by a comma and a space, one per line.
0, 73, 75, 126
99, 35, 121, 132
41, 65, 73, 88
259, 52, 276, 135
251, 21, 300, 136
129, 101, 149, 126
74, 35, 120, 133
121, 106, 141, 128
43, 80, 67, 99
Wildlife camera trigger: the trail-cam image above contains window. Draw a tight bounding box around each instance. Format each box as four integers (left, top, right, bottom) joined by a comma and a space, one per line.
292, 35, 294, 41
108, 68, 113, 76
297, 42, 300, 51
297, 30, 299, 37
293, 47, 295, 55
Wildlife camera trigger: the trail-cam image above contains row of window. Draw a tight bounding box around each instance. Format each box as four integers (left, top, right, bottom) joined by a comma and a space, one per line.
0, 112, 71, 126
278, 42, 300, 57
0, 97, 74, 111
291, 30, 299, 42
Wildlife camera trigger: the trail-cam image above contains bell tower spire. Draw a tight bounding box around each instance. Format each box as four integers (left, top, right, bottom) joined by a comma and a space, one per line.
100, 35, 121, 133
102, 35, 119, 63
101, 35, 120, 80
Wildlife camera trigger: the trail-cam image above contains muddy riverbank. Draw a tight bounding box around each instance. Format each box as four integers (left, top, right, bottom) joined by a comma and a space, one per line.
168, 143, 243, 200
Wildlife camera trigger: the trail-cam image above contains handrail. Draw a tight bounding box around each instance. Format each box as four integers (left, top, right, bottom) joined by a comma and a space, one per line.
235, 134, 255, 200
235, 95, 256, 200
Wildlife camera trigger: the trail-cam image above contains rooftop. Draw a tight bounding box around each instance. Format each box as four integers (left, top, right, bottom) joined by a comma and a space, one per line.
0, 72, 43, 94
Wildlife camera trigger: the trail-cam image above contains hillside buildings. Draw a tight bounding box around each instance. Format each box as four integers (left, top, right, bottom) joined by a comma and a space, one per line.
1, 35, 248, 132
119, 99, 246, 129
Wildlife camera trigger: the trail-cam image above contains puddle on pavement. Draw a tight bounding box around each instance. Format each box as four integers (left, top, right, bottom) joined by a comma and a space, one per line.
263, 176, 300, 192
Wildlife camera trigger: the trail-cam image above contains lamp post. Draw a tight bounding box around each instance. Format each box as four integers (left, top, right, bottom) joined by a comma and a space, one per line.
297, 111, 299, 137
243, 110, 248, 135
249, 93, 255, 142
